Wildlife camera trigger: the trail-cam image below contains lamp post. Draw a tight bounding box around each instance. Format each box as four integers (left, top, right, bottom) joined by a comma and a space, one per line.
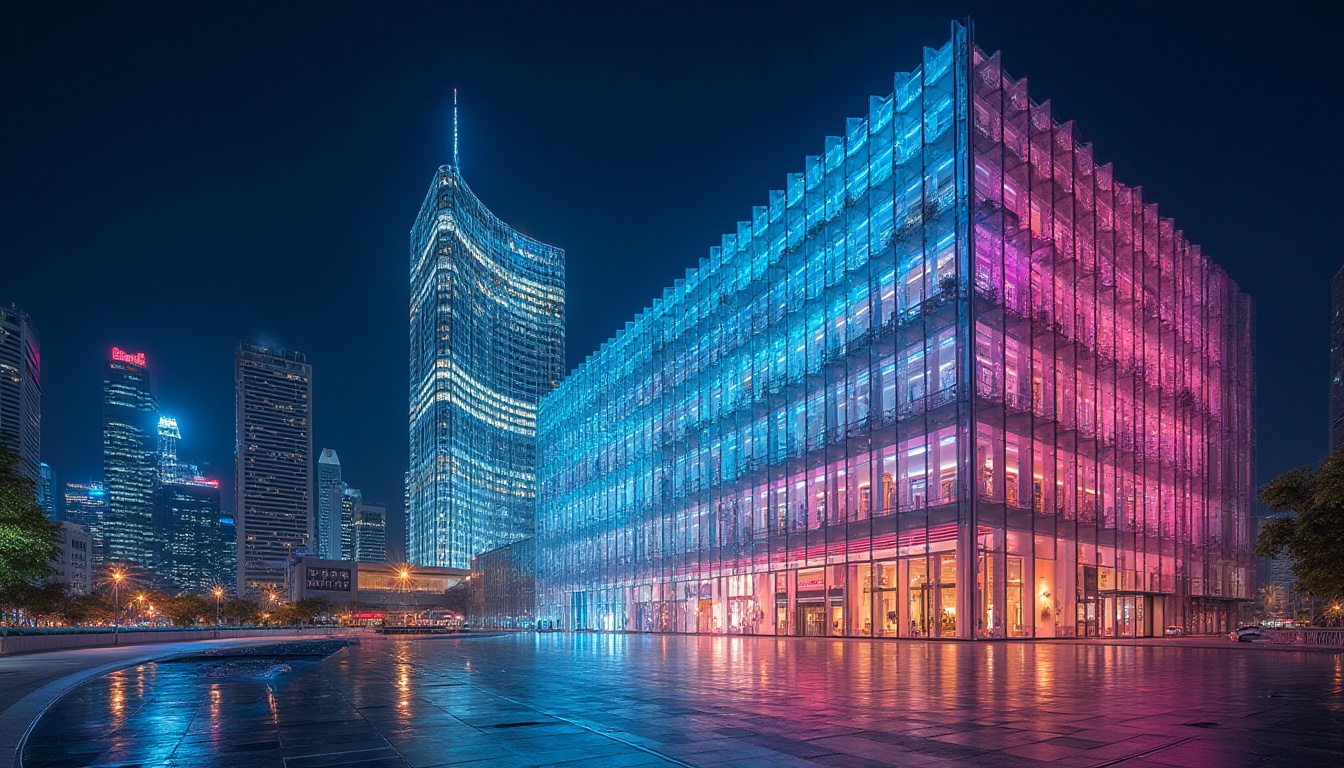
213, 586, 224, 626
395, 566, 412, 627
110, 568, 125, 644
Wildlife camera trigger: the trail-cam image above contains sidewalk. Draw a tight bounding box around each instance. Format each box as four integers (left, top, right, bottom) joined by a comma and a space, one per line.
0, 633, 348, 767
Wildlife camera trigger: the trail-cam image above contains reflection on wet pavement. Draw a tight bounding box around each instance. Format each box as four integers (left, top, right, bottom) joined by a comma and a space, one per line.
22, 634, 1344, 767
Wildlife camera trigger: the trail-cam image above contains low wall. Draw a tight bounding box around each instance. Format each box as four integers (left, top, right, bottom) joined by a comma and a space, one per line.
1266, 628, 1344, 648
0, 627, 350, 656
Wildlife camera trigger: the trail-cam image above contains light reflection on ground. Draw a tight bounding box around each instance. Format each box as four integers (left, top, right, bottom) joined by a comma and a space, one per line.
21, 634, 1344, 768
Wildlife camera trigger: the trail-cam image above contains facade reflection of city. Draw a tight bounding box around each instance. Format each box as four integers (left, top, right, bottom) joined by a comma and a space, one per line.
530, 23, 1255, 640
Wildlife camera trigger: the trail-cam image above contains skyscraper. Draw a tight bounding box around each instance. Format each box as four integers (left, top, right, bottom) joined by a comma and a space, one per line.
156, 476, 222, 592
103, 347, 159, 575
157, 416, 185, 482
408, 164, 565, 569
0, 305, 41, 480
537, 23, 1255, 638
1331, 265, 1344, 453
37, 462, 57, 520
315, 448, 342, 559
152, 415, 222, 591
217, 510, 237, 591
338, 484, 361, 561
64, 481, 107, 566
352, 502, 387, 563
235, 344, 312, 597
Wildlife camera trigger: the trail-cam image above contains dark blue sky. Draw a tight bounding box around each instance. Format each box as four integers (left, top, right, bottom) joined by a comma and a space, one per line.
3, 2, 1340, 524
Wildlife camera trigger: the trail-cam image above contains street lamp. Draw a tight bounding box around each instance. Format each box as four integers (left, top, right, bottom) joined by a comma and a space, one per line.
109, 568, 126, 643
213, 586, 224, 626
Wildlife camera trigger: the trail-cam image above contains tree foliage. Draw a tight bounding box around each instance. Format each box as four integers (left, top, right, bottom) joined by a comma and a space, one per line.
0, 446, 59, 600
1257, 451, 1344, 603
267, 597, 332, 627
221, 597, 260, 625
0, 582, 114, 626
163, 594, 213, 626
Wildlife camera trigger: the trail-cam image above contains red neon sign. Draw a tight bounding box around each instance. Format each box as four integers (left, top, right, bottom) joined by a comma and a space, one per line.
111, 347, 147, 367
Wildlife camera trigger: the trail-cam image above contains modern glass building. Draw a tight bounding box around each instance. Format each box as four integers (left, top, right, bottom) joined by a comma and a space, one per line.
103, 347, 160, 576
315, 448, 343, 559
156, 475, 222, 592
37, 462, 57, 520
470, 537, 536, 630
408, 164, 565, 569
537, 24, 1254, 639
64, 481, 107, 566
352, 502, 387, 564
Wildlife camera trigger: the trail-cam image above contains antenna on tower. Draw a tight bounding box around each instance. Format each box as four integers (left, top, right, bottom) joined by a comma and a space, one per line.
453, 88, 459, 169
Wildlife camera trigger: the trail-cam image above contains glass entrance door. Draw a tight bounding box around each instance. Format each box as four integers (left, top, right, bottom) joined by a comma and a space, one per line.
797, 603, 826, 636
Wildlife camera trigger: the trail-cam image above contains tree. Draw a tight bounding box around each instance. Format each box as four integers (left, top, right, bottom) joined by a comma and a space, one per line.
61, 591, 112, 625
163, 594, 212, 627
1257, 452, 1344, 605
0, 447, 59, 604
291, 597, 332, 626
221, 597, 260, 625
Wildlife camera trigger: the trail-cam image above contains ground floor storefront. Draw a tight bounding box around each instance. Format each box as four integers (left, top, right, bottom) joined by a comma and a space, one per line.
541, 536, 1248, 639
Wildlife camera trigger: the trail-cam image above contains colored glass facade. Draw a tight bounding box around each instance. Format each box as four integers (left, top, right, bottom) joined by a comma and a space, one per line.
537, 24, 1254, 639
408, 165, 565, 569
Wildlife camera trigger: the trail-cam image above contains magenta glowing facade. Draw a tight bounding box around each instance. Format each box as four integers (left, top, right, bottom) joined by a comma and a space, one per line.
536, 23, 1254, 639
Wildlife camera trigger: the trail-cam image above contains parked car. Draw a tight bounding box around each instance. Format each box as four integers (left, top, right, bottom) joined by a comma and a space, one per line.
1163, 625, 1184, 636
1230, 625, 1264, 642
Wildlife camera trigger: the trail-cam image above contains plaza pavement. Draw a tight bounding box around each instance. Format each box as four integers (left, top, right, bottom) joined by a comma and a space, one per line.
15, 633, 1344, 768
0, 633, 353, 768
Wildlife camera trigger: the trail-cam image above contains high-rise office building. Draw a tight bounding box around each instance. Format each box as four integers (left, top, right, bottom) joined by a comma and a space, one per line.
64, 481, 107, 566
1331, 266, 1344, 453
217, 510, 237, 591
408, 164, 565, 569
352, 502, 387, 563
315, 448, 343, 559
338, 484, 361, 561
537, 24, 1255, 639
103, 347, 159, 575
37, 462, 57, 520
0, 305, 41, 480
235, 344, 312, 597
156, 476, 223, 592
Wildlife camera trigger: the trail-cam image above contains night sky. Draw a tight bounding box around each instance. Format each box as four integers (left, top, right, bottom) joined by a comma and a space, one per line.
3, 2, 1341, 534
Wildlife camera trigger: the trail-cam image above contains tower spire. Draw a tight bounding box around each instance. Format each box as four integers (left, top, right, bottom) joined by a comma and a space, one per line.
453, 88, 459, 169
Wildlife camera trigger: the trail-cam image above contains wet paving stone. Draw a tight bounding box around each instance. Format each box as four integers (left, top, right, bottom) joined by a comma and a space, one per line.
20, 635, 1344, 767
